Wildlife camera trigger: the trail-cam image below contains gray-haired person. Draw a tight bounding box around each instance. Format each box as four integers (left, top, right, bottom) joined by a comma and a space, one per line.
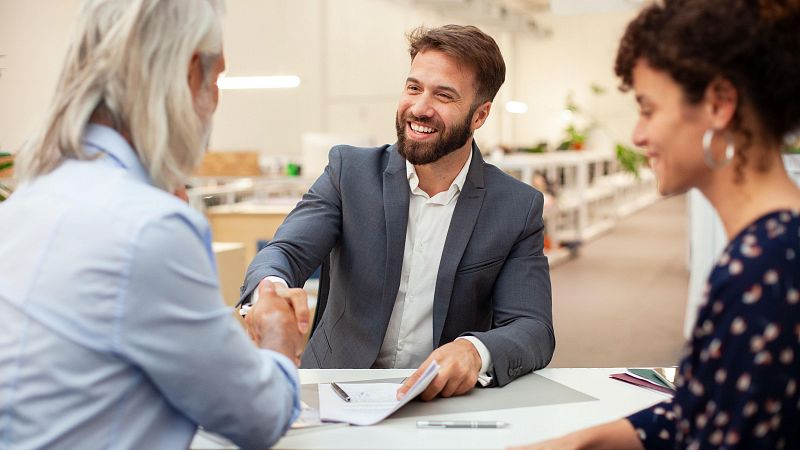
0, 1, 305, 448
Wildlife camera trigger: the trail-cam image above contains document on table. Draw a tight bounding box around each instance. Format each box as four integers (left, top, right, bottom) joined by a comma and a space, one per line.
318, 361, 440, 426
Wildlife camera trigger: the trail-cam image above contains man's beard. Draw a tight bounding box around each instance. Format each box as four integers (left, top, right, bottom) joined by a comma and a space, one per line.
395, 107, 475, 165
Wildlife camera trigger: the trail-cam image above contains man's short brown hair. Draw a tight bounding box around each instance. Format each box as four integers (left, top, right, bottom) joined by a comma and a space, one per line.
407, 24, 506, 104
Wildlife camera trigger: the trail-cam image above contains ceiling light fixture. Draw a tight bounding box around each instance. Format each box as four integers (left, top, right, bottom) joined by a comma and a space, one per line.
505, 100, 529, 114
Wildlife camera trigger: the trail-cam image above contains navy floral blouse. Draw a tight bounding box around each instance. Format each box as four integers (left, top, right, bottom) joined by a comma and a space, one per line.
628, 210, 800, 449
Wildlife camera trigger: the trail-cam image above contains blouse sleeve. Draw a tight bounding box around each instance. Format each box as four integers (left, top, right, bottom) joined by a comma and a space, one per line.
627, 399, 678, 449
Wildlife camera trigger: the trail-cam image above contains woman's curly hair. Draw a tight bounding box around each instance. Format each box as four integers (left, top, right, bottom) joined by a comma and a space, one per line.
615, 0, 800, 174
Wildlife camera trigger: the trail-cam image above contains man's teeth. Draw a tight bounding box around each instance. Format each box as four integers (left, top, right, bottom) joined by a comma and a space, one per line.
410, 123, 435, 134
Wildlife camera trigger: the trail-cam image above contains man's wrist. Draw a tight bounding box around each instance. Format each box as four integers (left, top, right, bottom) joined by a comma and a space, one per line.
454, 337, 483, 374
455, 336, 494, 387
456, 336, 491, 373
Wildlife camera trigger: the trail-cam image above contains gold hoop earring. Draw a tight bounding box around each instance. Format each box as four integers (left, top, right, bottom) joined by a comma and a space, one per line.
702, 128, 735, 169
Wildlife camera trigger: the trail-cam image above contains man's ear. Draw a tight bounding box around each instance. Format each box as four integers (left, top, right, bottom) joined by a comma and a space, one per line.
704, 77, 738, 130
471, 101, 492, 131
188, 53, 204, 97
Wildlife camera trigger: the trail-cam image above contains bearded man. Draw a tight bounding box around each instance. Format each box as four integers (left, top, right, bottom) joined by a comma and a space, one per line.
240, 25, 554, 399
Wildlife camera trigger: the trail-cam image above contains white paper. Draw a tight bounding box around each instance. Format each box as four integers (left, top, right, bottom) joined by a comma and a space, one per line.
291, 401, 326, 429
318, 361, 440, 426
288, 401, 350, 435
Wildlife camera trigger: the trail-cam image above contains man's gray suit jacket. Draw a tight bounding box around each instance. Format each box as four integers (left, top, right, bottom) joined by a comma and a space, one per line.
239, 142, 554, 387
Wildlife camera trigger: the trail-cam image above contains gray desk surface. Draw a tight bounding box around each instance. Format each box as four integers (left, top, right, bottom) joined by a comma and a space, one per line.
302, 373, 595, 420
192, 368, 668, 450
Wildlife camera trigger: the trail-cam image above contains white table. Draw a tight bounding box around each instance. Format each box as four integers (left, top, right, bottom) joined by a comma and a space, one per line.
192, 368, 667, 449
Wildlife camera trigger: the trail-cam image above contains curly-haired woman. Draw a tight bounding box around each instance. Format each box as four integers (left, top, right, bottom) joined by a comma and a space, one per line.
511, 0, 800, 449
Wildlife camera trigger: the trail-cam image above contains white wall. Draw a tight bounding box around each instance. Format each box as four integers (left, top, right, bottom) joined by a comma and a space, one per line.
0, 0, 84, 152
212, 0, 324, 155
321, 0, 428, 147
0, 0, 640, 161
509, 11, 638, 150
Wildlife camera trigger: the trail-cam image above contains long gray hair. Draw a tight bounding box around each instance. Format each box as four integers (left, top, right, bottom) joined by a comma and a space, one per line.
17, 0, 225, 191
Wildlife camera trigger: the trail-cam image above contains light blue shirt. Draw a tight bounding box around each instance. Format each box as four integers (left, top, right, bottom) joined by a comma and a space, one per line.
0, 125, 300, 449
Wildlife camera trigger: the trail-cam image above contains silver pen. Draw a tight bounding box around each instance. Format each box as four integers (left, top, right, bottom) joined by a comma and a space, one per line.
416, 420, 509, 429
330, 382, 351, 402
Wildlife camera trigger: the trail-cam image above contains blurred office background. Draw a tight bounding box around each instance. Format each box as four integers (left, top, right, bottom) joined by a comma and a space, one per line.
2, 0, 799, 368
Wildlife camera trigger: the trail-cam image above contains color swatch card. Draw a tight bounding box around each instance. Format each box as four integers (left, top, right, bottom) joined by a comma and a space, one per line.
610, 368, 677, 396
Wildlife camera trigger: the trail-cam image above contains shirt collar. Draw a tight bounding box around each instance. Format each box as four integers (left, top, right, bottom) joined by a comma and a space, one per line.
405, 149, 473, 200
82, 124, 152, 185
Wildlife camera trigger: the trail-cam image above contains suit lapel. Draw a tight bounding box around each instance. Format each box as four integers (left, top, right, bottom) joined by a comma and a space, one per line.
381, 145, 410, 333
432, 143, 486, 346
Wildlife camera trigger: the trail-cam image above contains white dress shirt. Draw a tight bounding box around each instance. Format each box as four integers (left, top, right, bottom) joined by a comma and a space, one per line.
372, 151, 493, 385
249, 150, 493, 384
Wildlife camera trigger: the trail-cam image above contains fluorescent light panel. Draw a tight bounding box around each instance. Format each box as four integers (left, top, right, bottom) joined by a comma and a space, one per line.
505, 100, 529, 114
217, 75, 300, 90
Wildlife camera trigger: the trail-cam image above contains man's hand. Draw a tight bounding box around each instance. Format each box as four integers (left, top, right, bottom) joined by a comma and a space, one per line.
396, 339, 482, 401
271, 283, 311, 335
244, 279, 309, 365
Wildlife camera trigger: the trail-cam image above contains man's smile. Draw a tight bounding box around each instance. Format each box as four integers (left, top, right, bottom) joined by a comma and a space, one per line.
407, 121, 439, 140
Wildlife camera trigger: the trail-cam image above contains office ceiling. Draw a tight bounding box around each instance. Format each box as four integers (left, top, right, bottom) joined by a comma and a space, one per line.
394, 0, 645, 35
396, 0, 550, 35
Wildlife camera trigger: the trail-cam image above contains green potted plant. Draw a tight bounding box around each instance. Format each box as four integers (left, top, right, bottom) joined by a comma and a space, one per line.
556, 92, 585, 151
615, 144, 648, 178
0, 55, 10, 201
519, 141, 549, 153
555, 87, 611, 151
556, 124, 587, 151
784, 136, 800, 183
0, 152, 13, 202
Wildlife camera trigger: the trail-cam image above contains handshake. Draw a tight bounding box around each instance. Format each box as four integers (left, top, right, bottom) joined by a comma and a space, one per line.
243, 279, 309, 366
241, 280, 485, 403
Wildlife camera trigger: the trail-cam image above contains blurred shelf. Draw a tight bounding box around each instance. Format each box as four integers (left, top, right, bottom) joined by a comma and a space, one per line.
488, 150, 659, 250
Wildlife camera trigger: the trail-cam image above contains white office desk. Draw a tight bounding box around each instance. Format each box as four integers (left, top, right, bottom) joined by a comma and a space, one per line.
192, 368, 667, 450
